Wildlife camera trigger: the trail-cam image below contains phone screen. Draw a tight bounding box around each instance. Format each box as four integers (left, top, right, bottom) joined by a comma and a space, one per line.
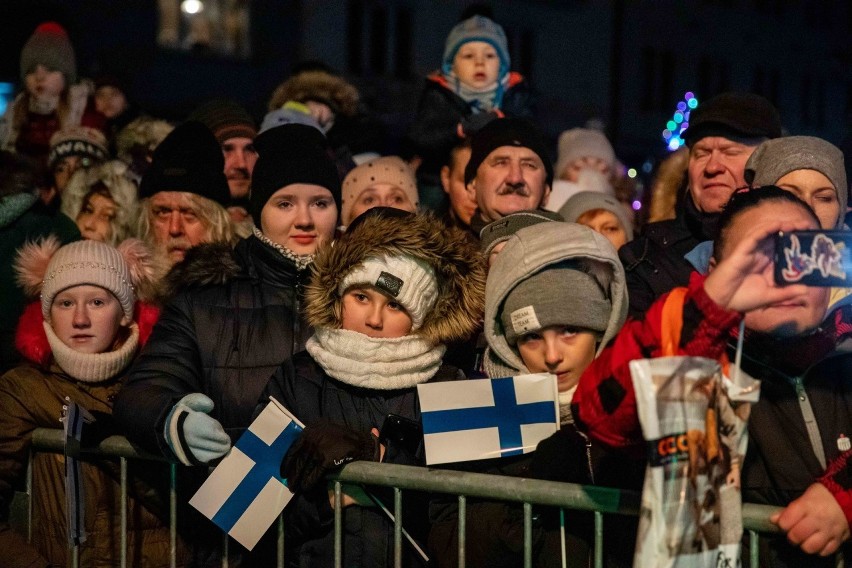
775, 230, 852, 287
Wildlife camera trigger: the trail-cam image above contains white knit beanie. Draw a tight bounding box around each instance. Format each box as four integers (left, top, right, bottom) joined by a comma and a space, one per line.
41, 240, 135, 323
555, 128, 617, 180
339, 254, 439, 331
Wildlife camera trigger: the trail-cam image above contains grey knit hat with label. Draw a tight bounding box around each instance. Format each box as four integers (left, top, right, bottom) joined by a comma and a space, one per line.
479, 209, 563, 256
744, 136, 847, 227
500, 261, 610, 346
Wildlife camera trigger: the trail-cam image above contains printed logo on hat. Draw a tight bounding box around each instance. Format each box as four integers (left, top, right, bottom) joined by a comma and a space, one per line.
510, 305, 541, 335
375, 271, 403, 298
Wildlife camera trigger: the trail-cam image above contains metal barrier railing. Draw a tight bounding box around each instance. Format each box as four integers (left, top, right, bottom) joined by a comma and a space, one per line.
27, 429, 783, 568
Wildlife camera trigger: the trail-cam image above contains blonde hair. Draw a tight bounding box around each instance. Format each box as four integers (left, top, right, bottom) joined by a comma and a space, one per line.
648, 147, 689, 223
136, 192, 235, 246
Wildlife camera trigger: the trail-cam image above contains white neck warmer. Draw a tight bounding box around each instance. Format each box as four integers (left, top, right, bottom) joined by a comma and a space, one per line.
306, 327, 446, 390
29, 93, 59, 115
44, 322, 139, 383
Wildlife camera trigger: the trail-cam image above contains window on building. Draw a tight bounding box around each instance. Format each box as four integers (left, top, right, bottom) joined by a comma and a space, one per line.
157, 0, 251, 58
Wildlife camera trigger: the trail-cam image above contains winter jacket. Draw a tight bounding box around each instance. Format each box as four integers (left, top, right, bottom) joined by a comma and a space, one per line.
115, 235, 313, 457
266, 210, 485, 568
404, 72, 535, 185
619, 192, 718, 319
0, 301, 179, 568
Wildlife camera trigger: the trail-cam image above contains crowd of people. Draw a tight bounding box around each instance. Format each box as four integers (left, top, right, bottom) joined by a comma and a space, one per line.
0, 13, 850, 568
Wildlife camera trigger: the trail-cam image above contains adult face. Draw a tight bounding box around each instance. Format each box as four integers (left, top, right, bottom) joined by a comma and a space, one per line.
94, 85, 129, 119
517, 326, 598, 393
452, 41, 500, 88
25, 64, 64, 103
222, 137, 258, 200
341, 287, 413, 339
441, 146, 476, 226
688, 136, 760, 214
470, 145, 551, 223
149, 191, 212, 263
50, 284, 127, 354
76, 193, 117, 242
349, 183, 417, 223
259, 184, 338, 255
775, 169, 841, 229
717, 200, 828, 337
576, 209, 628, 250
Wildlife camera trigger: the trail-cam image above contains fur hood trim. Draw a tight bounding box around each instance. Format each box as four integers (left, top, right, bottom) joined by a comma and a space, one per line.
15, 299, 160, 367
268, 71, 359, 117
158, 241, 240, 301
306, 212, 486, 346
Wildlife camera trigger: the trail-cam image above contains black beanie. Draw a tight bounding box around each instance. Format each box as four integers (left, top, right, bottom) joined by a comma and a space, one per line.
138, 121, 230, 206
249, 123, 342, 223
464, 117, 554, 186
683, 92, 782, 147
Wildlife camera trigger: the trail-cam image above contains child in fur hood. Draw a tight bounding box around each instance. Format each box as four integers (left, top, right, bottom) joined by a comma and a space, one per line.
0, 237, 183, 567
259, 207, 486, 568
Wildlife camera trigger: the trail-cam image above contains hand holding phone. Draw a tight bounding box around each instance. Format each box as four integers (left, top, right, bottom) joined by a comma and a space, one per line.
775, 230, 852, 287
379, 414, 423, 458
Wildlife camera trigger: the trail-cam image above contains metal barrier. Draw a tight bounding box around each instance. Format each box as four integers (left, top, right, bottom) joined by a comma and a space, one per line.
27, 429, 783, 568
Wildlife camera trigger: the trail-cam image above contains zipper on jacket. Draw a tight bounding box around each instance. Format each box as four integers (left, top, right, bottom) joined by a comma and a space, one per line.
791, 376, 827, 470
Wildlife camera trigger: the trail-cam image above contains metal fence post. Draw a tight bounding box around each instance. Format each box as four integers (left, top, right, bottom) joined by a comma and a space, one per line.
120, 457, 128, 568
458, 495, 466, 568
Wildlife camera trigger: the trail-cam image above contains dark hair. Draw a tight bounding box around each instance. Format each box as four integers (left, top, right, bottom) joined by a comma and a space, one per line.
0, 150, 40, 198
447, 137, 473, 170
714, 185, 820, 259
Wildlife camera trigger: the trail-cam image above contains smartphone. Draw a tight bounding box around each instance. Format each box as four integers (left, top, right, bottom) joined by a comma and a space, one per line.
379, 414, 423, 456
775, 230, 852, 287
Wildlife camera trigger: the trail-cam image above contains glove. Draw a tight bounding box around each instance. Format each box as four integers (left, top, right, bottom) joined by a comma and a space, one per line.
282, 420, 380, 493
164, 393, 231, 466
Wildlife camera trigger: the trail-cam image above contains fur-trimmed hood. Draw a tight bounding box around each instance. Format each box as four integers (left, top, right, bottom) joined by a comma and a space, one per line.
267, 71, 360, 117
484, 222, 628, 377
306, 212, 486, 346
157, 241, 241, 302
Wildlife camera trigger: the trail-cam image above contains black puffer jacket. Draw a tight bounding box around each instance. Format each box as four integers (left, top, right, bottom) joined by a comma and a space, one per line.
265, 354, 464, 568
114, 235, 313, 457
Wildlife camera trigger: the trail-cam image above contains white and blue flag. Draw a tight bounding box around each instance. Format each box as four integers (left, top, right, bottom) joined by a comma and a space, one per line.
417, 373, 559, 465
189, 397, 303, 551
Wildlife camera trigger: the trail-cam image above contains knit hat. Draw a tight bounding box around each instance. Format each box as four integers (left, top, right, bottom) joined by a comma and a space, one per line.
501, 261, 611, 346
48, 126, 109, 169
479, 208, 563, 256
554, 128, 617, 180
189, 98, 257, 144
442, 15, 510, 78
259, 101, 324, 134
558, 191, 634, 240
38, 240, 135, 323
138, 120, 230, 206
340, 156, 419, 226
683, 92, 782, 147
744, 136, 847, 227
339, 254, 439, 331
465, 117, 554, 186
249, 123, 342, 223
20, 22, 77, 84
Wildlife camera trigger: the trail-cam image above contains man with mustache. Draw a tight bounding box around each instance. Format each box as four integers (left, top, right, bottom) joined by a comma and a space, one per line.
464, 117, 554, 234
190, 98, 258, 233
619, 92, 782, 318
137, 120, 234, 268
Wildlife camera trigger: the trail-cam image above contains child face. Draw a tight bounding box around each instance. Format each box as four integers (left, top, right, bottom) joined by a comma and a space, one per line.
517, 326, 597, 392
260, 184, 339, 254
576, 209, 628, 250
349, 184, 417, 224
560, 157, 612, 183
25, 64, 65, 101
341, 286, 413, 339
452, 41, 500, 88
76, 193, 117, 242
94, 86, 129, 119
50, 285, 127, 354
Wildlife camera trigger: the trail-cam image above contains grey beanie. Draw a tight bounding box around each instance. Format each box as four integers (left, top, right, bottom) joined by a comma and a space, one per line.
500, 261, 611, 346
479, 209, 564, 256
20, 22, 77, 85
442, 15, 510, 78
558, 191, 634, 241
554, 129, 616, 180
744, 136, 847, 227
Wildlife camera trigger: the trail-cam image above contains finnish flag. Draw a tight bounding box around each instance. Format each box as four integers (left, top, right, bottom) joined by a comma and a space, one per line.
417, 373, 559, 465
189, 397, 303, 550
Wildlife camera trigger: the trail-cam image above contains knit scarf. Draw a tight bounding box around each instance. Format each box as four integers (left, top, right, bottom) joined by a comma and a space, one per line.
444, 71, 510, 112
306, 327, 446, 390
0, 192, 37, 229
252, 226, 315, 271
44, 322, 139, 383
